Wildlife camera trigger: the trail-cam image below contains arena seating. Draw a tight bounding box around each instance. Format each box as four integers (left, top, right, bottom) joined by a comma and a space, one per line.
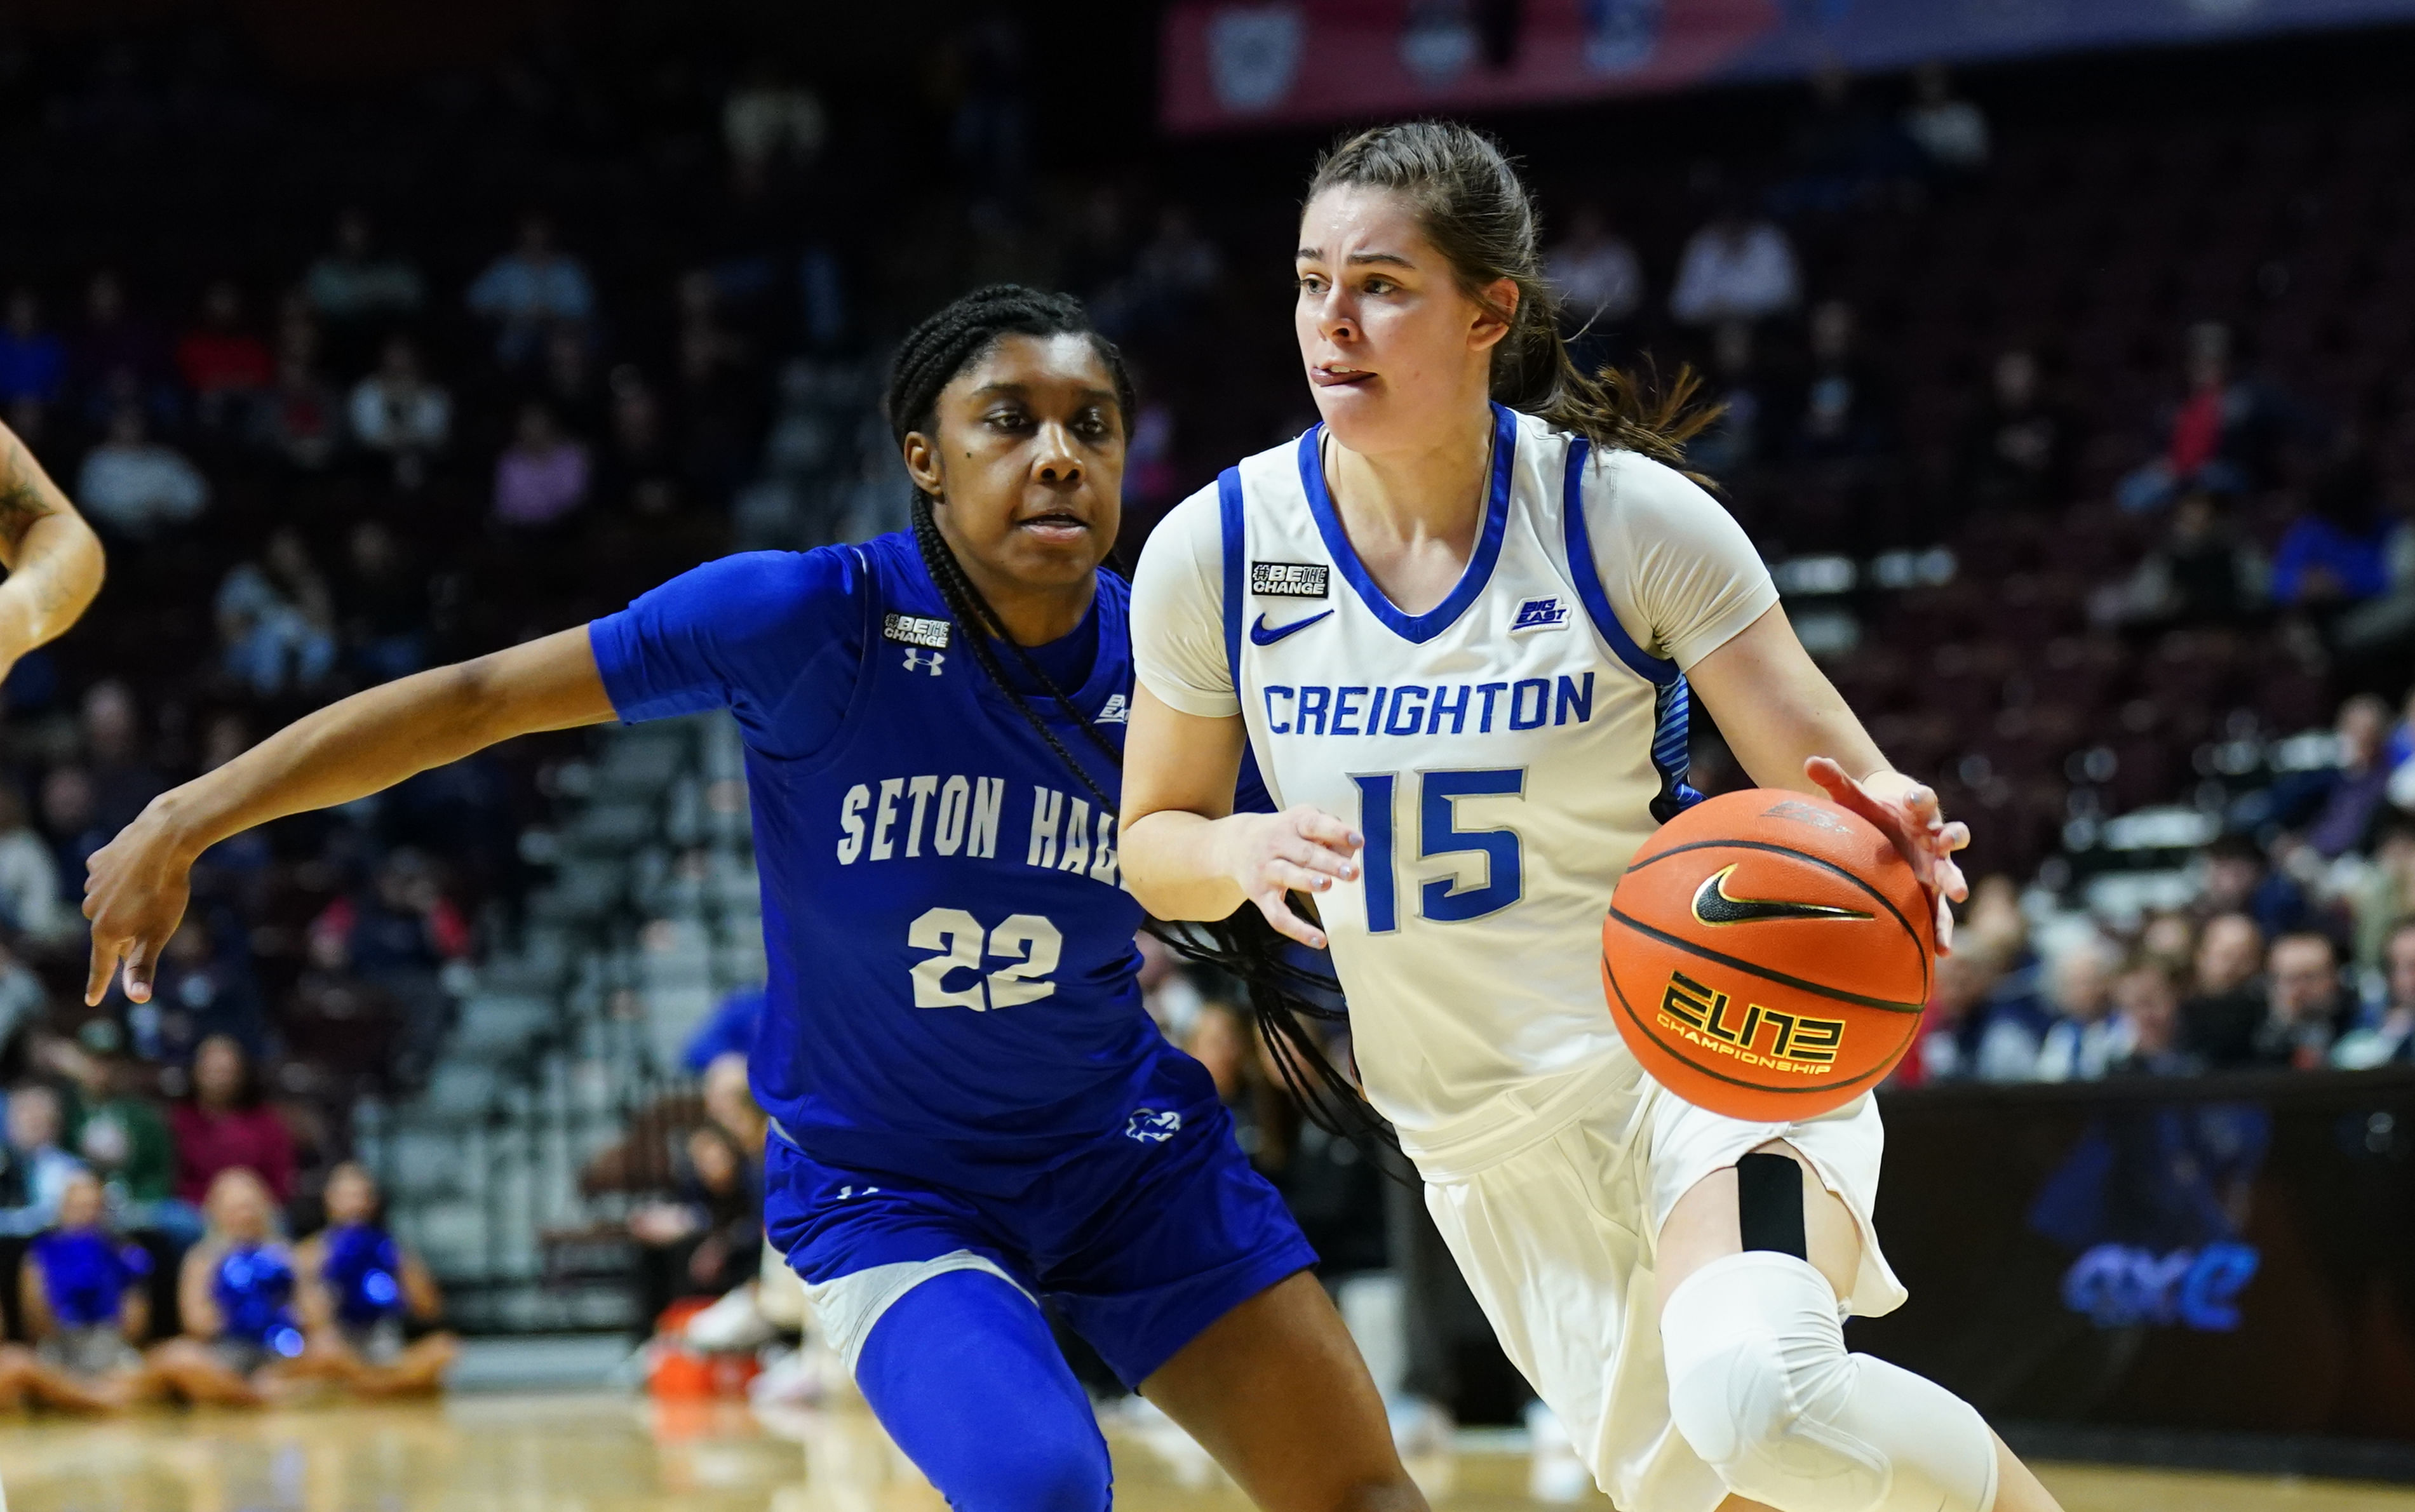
0, 16, 2404, 1311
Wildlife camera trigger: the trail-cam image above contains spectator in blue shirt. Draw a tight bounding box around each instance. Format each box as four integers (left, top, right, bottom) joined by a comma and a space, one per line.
466, 214, 596, 369
0, 1085, 87, 1236
2304, 695, 2394, 859
2272, 453, 2399, 608
681, 984, 765, 1075
2336, 918, 2415, 1068
0, 288, 66, 410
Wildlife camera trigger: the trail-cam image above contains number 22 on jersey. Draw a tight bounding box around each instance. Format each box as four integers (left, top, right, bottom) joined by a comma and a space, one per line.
1352, 768, 1526, 932
908, 908, 1063, 1011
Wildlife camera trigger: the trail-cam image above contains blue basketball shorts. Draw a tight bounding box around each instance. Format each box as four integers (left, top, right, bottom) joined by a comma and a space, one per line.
764, 1097, 1317, 1389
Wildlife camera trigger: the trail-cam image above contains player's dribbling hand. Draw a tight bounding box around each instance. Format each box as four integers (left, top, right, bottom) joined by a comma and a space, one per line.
81, 803, 194, 1007
1804, 756, 1970, 955
1216, 805, 1362, 949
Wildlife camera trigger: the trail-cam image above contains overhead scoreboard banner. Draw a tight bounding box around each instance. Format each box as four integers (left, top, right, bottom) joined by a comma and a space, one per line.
1162, 0, 2415, 134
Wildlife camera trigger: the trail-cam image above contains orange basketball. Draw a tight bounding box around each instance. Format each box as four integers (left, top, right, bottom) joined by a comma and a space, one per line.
1601, 788, 1934, 1121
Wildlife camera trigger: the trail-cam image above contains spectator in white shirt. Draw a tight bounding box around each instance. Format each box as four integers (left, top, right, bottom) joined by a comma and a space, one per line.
1545, 205, 1643, 328
1902, 62, 1989, 176
2036, 935, 2127, 1081
1669, 204, 1800, 327
349, 336, 452, 490
0, 781, 68, 945
1137, 932, 1204, 1042
0, 942, 41, 1060
466, 213, 596, 368
74, 406, 207, 541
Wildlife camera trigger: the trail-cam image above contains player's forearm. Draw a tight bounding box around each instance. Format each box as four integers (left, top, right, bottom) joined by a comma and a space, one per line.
0, 415, 104, 660
1119, 688, 1256, 920
1686, 606, 1892, 791
1735, 695, 1890, 794
0, 510, 104, 657
1120, 810, 1250, 921
144, 671, 490, 859
138, 629, 614, 862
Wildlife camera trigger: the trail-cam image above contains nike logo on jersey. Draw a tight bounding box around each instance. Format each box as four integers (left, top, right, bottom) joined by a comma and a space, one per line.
1690, 865, 1873, 926
1249, 610, 1334, 646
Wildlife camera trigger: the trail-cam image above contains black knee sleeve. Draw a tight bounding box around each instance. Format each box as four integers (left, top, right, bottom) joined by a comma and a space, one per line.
1735, 1152, 1806, 1259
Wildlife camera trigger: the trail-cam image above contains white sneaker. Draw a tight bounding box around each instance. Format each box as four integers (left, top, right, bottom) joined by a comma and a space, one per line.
683, 1285, 779, 1352
749, 1343, 833, 1407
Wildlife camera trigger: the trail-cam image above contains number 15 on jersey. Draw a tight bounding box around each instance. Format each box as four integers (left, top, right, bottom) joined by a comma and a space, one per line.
1352, 768, 1526, 932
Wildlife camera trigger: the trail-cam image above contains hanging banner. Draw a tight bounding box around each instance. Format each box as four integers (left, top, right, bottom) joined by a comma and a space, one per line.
1162, 0, 2415, 133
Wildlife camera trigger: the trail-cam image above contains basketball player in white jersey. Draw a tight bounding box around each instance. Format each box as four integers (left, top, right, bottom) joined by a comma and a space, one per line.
1120, 124, 2064, 1512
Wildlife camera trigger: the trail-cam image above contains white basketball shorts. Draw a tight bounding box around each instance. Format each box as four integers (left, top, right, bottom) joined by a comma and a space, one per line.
1418, 1058, 1906, 1512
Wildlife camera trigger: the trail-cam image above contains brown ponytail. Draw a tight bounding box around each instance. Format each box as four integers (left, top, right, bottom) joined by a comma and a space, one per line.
1307, 121, 1721, 476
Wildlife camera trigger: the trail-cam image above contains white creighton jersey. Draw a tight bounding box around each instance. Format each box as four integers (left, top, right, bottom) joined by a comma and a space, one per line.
1133, 405, 1777, 1172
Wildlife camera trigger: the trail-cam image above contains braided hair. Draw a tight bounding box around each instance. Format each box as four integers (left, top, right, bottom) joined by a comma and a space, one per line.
886, 285, 1390, 1148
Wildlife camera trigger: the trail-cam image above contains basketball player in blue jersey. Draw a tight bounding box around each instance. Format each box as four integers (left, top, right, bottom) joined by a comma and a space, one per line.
1122, 124, 2065, 1512
81, 286, 1422, 1512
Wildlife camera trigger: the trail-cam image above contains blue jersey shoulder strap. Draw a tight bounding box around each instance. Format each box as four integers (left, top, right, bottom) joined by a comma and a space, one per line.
1218, 466, 1246, 695
1561, 438, 1679, 688
1560, 438, 1702, 820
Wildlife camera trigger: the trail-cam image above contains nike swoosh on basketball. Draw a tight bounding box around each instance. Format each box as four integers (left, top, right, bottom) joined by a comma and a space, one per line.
1690, 864, 1874, 926
1249, 610, 1334, 646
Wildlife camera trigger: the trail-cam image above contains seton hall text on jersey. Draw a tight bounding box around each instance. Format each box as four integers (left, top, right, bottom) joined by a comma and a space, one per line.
835, 774, 1120, 885
1260, 672, 1596, 737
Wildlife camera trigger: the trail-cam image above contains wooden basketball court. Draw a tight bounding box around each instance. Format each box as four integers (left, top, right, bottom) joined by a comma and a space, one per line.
0, 1394, 2407, 1512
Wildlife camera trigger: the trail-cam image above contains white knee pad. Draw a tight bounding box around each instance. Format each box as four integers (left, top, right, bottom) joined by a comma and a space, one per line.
1660, 1252, 1998, 1512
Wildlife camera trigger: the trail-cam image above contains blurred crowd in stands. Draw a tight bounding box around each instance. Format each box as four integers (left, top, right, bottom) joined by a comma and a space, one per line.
0, 20, 898, 1233
0, 7, 2393, 1384
1890, 683, 2415, 1085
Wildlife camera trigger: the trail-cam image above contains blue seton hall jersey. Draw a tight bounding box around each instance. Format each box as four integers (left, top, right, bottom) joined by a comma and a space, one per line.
591, 533, 1211, 1195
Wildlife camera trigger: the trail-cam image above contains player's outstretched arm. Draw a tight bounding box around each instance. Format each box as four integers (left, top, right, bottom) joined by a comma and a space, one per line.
0, 418, 104, 681
85, 627, 616, 1005
1119, 686, 1361, 950
1686, 603, 1970, 950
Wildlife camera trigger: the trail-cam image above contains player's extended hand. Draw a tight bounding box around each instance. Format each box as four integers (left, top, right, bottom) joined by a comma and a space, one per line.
1215, 805, 1362, 950
82, 803, 196, 1007
1804, 756, 1970, 955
